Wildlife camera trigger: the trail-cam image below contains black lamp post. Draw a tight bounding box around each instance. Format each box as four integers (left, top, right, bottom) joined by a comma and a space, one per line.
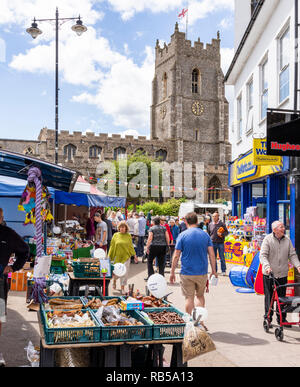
26, 8, 87, 164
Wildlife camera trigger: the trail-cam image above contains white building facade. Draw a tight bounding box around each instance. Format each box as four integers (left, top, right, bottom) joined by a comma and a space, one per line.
225, 0, 298, 236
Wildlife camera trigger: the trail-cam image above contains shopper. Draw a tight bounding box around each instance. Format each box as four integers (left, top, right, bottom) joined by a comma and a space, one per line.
108, 211, 118, 235
168, 218, 179, 267
170, 212, 217, 328
0, 208, 6, 226
94, 212, 108, 252
136, 212, 147, 260
126, 211, 136, 238
179, 217, 187, 233
101, 213, 113, 252
146, 216, 170, 278
260, 220, 300, 327
108, 221, 138, 295
208, 212, 228, 275
0, 209, 30, 366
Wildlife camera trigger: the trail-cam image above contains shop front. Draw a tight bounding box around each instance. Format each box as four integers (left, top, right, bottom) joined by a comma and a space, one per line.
229, 148, 290, 236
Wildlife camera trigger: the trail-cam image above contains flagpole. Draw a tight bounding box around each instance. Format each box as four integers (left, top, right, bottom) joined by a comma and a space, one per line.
186, 9, 188, 39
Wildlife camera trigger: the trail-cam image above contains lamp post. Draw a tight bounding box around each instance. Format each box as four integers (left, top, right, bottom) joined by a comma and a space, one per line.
26, 8, 87, 164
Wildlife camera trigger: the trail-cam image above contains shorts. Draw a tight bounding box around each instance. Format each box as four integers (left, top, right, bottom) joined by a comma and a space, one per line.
180, 274, 208, 298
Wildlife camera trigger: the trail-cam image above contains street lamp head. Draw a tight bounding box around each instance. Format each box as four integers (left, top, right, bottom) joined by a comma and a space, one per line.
26, 19, 42, 39
71, 16, 87, 36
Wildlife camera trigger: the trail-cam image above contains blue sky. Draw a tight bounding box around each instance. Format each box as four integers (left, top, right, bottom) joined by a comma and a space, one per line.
0, 0, 234, 141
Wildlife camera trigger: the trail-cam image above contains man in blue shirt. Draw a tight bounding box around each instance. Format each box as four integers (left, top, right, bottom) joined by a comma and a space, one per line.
136, 212, 147, 260
170, 212, 217, 319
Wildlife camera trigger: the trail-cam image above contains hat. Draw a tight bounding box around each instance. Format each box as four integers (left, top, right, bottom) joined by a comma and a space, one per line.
139, 211, 144, 216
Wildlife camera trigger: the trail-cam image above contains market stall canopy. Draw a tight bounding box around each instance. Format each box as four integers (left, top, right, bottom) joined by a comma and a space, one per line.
54, 191, 126, 208
0, 149, 78, 192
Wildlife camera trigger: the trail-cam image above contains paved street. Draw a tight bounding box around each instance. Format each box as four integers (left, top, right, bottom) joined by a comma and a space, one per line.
1, 261, 300, 367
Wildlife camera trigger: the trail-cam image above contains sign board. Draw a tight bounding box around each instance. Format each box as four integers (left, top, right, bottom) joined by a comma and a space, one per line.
267, 112, 300, 156
253, 138, 282, 165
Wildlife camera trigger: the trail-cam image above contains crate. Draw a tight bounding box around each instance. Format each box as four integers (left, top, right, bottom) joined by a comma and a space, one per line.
40, 308, 101, 345
72, 260, 112, 279
72, 246, 93, 259
51, 258, 67, 268
95, 309, 152, 342
50, 266, 66, 275
144, 307, 186, 340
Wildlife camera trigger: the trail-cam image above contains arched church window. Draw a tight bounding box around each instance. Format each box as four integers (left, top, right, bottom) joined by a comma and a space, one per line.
208, 175, 222, 203
89, 145, 102, 158
114, 147, 126, 160
162, 72, 167, 99
155, 149, 167, 161
192, 69, 200, 94
64, 144, 76, 161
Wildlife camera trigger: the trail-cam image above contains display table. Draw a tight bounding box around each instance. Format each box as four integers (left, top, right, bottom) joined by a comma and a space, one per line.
37, 314, 187, 368
67, 272, 111, 297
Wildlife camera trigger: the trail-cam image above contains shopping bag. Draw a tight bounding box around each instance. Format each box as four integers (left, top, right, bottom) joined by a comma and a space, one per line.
182, 321, 216, 363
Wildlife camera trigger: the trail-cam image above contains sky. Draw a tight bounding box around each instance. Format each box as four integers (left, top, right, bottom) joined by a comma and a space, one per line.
0, 0, 235, 141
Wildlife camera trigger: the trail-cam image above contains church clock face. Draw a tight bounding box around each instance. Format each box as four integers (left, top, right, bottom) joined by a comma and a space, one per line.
191, 101, 204, 116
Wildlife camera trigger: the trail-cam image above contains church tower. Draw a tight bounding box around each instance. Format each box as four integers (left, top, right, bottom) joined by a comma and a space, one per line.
151, 23, 231, 201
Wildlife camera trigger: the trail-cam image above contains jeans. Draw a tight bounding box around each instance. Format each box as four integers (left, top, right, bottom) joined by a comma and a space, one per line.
148, 245, 167, 278
263, 275, 287, 323
137, 236, 145, 257
213, 243, 226, 273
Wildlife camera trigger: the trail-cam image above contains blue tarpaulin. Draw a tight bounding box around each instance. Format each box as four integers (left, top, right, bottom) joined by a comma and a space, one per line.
54, 191, 126, 208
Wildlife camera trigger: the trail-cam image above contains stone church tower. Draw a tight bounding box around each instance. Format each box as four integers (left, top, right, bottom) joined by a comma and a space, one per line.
151, 23, 231, 201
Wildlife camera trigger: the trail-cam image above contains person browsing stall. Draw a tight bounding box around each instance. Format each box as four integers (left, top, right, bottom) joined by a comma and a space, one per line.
94, 212, 108, 252
208, 212, 228, 276
108, 221, 138, 295
260, 220, 300, 327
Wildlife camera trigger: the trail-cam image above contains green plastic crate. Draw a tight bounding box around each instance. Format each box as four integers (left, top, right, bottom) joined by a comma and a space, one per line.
144, 307, 186, 340
95, 309, 152, 342
50, 266, 65, 274
41, 308, 101, 345
72, 261, 112, 279
72, 246, 93, 259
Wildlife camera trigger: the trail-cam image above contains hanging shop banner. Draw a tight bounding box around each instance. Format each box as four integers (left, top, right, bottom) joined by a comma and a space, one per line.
267, 112, 300, 156
229, 149, 283, 186
253, 138, 282, 166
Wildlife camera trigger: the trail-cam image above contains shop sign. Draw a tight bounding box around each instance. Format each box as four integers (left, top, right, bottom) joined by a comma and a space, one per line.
253, 138, 282, 166
267, 113, 300, 157
236, 151, 257, 181
229, 150, 283, 186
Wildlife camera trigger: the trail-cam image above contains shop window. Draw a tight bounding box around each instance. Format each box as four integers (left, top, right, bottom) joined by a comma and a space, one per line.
260, 58, 268, 120
252, 183, 264, 197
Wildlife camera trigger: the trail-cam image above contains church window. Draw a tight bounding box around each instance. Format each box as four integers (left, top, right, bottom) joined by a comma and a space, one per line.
155, 149, 167, 161
64, 144, 76, 161
114, 146, 126, 160
89, 145, 102, 158
162, 72, 167, 99
192, 69, 200, 94
208, 175, 222, 203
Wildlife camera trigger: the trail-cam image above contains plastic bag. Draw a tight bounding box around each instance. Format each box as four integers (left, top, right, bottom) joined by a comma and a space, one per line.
182, 322, 216, 363
24, 341, 40, 367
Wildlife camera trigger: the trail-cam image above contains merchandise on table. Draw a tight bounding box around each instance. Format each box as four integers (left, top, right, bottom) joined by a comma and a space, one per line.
122, 295, 171, 309
46, 310, 96, 328
146, 310, 185, 325
82, 296, 122, 309
45, 297, 84, 311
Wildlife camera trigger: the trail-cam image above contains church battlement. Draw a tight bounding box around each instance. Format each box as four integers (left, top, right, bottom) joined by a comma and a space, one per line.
155, 24, 220, 66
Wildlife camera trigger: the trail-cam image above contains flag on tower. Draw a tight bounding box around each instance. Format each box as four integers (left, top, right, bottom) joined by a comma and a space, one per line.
178, 8, 188, 18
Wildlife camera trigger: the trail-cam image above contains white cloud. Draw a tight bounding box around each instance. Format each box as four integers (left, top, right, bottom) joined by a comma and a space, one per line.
219, 17, 233, 30
72, 46, 154, 131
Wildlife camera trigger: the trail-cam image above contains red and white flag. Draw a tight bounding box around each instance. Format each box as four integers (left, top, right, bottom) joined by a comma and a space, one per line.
178, 8, 188, 18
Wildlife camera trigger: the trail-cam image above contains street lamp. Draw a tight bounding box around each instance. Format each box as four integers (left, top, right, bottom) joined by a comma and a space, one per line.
26, 8, 87, 164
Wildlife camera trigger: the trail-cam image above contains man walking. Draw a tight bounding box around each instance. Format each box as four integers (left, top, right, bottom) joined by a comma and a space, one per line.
94, 212, 108, 252
137, 212, 146, 261
170, 212, 217, 327
260, 220, 300, 327
208, 212, 228, 275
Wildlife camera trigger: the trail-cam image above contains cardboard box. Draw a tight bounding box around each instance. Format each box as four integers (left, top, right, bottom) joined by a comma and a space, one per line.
120, 300, 144, 311
10, 270, 27, 291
